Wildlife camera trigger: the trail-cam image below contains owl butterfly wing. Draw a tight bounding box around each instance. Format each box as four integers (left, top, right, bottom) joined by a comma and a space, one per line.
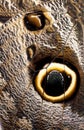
0, 0, 84, 130
0, 1, 34, 129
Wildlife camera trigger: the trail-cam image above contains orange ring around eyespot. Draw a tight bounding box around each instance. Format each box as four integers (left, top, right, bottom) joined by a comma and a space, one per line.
35, 63, 77, 102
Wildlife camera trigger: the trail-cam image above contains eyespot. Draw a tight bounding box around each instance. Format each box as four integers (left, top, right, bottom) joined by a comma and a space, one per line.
27, 44, 36, 60
24, 12, 45, 31
34, 62, 78, 102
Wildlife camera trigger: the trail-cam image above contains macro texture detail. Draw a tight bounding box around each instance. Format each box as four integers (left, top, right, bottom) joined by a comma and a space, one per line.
0, 0, 84, 130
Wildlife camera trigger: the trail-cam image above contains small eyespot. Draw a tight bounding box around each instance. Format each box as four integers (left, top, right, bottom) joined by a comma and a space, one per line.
26, 44, 36, 60
24, 12, 45, 31
34, 62, 78, 102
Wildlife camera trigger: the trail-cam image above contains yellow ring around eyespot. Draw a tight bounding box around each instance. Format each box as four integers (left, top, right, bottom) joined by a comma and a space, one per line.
35, 63, 77, 102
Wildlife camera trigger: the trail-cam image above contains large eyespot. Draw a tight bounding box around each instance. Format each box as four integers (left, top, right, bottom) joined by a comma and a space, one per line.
34, 62, 78, 102
24, 11, 45, 31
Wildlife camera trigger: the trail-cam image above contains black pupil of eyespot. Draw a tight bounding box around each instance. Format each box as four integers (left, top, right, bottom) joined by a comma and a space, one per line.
42, 70, 71, 96
24, 12, 45, 31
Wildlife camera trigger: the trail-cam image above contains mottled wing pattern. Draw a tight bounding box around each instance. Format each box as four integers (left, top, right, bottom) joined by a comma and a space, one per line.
0, 0, 84, 130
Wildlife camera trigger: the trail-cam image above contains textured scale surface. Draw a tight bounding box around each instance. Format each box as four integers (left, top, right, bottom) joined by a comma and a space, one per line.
0, 0, 84, 130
